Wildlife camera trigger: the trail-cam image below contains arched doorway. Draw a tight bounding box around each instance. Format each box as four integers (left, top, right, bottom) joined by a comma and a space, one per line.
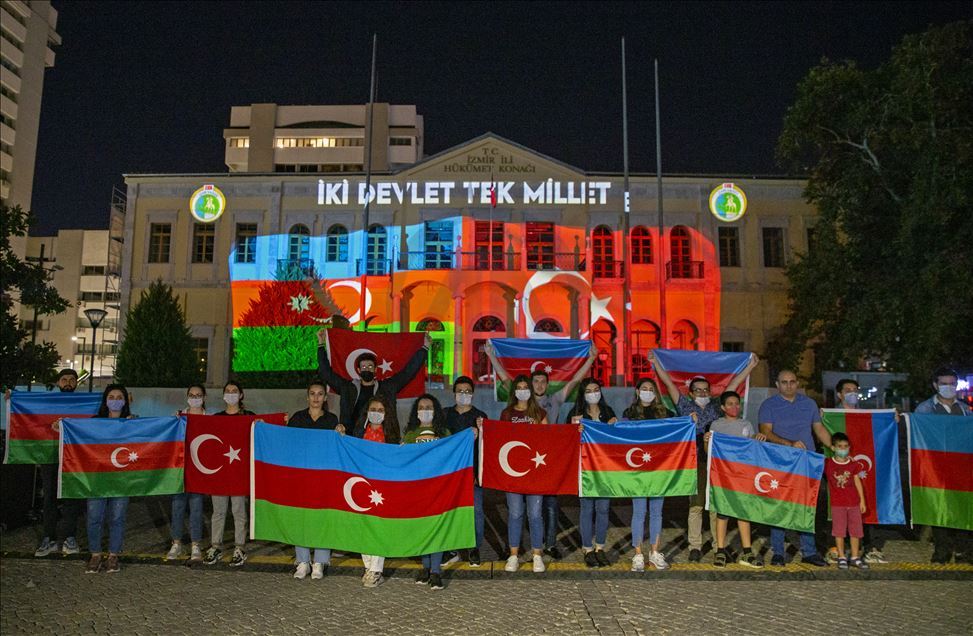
631, 319, 661, 378
471, 314, 505, 383
672, 319, 699, 351
417, 317, 446, 384
591, 319, 617, 386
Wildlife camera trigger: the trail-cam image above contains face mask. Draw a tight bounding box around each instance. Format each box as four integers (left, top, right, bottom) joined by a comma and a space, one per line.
455, 393, 473, 406
723, 405, 741, 418
187, 397, 204, 409
514, 389, 531, 402
417, 409, 435, 424
843, 393, 860, 406
106, 399, 126, 412
584, 391, 601, 405
638, 390, 655, 404
359, 370, 376, 383
59, 385, 76, 393
938, 384, 957, 400
834, 448, 850, 458
367, 411, 384, 424
695, 396, 711, 408
223, 393, 240, 406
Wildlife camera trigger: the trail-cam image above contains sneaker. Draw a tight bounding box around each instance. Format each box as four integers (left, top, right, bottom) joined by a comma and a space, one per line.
34, 537, 56, 558
837, 557, 849, 570
363, 571, 385, 588
713, 550, 728, 568
863, 548, 887, 564
415, 568, 430, 585
228, 547, 247, 567
311, 563, 326, 579
801, 553, 828, 567
294, 562, 311, 579
594, 549, 611, 567
61, 537, 80, 556
442, 551, 461, 566
826, 547, 840, 564
584, 550, 600, 568
468, 548, 482, 567
688, 548, 701, 563
930, 551, 951, 564
504, 555, 519, 572
850, 557, 870, 570
429, 573, 444, 590
737, 552, 764, 568
105, 554, 120, 573
631, 553, 645, 572
189, 543, 203, 561
770, 554, 786, 567
85, 553, 103, 574
532, 554, 546, 573
166, 541, 183, 561
544, 546, 562, 560
648, 551, 669, 570
203, 547, 222, 565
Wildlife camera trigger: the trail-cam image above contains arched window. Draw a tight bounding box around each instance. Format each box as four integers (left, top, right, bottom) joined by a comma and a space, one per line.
326, 224, 348, 262
631, 319, 661, 377
472, 315, 505, 332
417, 317, 446, 380
534, 318, 563, 333
417, 318, 445, 332
669, 226, 692, 278
365, 224, 387, 275
287, 224, 310, 262
592, 225, 616, 278
672, 319, 699, 351
631, 226, 652, 264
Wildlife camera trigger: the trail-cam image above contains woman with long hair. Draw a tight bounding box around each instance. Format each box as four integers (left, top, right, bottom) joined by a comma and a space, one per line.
167, 384, 207, 562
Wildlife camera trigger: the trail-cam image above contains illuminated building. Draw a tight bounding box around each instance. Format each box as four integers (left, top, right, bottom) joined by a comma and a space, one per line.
120, 132, 816, 387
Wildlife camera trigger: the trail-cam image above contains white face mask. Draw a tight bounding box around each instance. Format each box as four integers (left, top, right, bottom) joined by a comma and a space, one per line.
417, 409, 435, 424
843, 392, 860, 406
187, 396, 204, 409
584, 391, 601, 405
694, 396, 711, 408
367, 411, 385, 424
514, 389, 531, 402
223, 393, 240, 406
455, 393, 473, 406
639, 390, 656, 404
938, 384, 957, 400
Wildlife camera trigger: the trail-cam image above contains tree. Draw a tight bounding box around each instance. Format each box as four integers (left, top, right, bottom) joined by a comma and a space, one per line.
115, 280, 201, 387
0, 204, 69, 390
770, 21, 973, 396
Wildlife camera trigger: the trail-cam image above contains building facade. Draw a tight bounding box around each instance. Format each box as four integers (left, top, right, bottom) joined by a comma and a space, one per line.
121, 133, 815, 388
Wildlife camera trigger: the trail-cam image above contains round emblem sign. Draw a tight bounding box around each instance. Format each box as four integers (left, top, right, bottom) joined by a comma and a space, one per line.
189, 185, 226, 223
709, 183, 747, 222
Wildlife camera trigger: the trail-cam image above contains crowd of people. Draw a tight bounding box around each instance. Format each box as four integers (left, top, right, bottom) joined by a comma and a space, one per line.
22, 332, 972, 588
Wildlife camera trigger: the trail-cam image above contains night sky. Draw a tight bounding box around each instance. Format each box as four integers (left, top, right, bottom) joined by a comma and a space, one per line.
29, 1, 972, 234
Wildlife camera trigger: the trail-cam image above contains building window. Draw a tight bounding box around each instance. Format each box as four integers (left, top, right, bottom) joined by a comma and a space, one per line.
365, 225, 387, 275
80, 291, 104, 302
390, 137, 413, 146
474, 221, 504, 270
631, 226, 652, 264
526, 222, 555, 270
424, 221, 453, 269
192, 223, 215, 264
287, 224, 311, 262
326, 224, 349, 262
228, 137, 250, 148
534, 318, 564, 333
472, 315, 505, 332
718, 227, 740, 267
191, 337, 209, 377
631, 319, 661, 377
762, 227, 786, 268
148, 223, 172, 263
722, 341, 745, 352
672, 319, 699, 351
81, 265, 106, 276
592, 225, 617, 278
275, 137, 363, 148
235, 223, 257, 264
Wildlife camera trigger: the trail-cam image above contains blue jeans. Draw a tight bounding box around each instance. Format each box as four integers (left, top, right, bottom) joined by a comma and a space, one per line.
87, 497, 129, 554
505, 492, 544, 551
771, 527, 817, 558
543, 495, 558, 547
473, 485, 484, 548
631, 497, 664, 547
579, 497, 610, 548
422, 552, 444, 574
295, 547, 331, 564
170, 493, 204, 543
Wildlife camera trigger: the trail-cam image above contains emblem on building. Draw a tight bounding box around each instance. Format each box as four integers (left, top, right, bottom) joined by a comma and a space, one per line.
190, 184, 226, 222
709, 183, 747, 222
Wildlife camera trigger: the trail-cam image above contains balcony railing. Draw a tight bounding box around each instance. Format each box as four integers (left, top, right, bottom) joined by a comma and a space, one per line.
356, 258, 393, 276
460, 251, 522, 271
592, 260, 625, 279
666, 260, 705, 280
401, 250, 455, 271
276, 258, 316, 280
526, 252, 586, 272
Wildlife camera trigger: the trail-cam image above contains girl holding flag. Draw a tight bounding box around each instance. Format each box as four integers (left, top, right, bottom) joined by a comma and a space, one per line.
167, 384, 207, 562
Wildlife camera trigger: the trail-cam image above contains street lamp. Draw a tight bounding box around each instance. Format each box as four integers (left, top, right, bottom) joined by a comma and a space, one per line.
71, 335, 87, 381
84, 308, 108, 392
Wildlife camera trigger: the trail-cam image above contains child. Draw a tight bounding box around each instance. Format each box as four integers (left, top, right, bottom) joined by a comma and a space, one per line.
704, 391, 766, 568
825, 432, 869, 570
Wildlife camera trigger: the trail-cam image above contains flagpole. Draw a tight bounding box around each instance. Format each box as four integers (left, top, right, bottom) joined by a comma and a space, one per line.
655, 58, 667, 349
360, 34, 377, 332
621, 38, 632, 386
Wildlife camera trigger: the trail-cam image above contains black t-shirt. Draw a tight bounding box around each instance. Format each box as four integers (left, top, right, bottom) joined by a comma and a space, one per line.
214, 409, 256, 416
444, 405, 487, 435
287, 408, 339, 430
351, 384, 376, 428
567, 404, 616, 423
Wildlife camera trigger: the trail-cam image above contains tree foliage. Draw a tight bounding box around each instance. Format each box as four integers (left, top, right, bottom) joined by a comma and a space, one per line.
770, 21, 973, 395
0, 204, 69, 389
115, 280, 201, 387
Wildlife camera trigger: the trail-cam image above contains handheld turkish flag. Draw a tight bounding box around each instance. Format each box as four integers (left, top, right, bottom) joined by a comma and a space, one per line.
324, 329, 427, 398
185, 413, 285, 496
490, 180, 497, 208
479, 420, 580, 495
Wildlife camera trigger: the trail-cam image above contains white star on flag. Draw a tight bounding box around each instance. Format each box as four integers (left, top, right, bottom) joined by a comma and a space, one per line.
368, 490, 385, 506
127, 451, 139, 463
770, 479, 780, 490
590, 293, 613, 324
544, 365, 553, 374
224, 446, 241, 463
531, 452, 547, 468
288, 294, 312, 314
378, 359, 393, 374
641, 452, 652, 463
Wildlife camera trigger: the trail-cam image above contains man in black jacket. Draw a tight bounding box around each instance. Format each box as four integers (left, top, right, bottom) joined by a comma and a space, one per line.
316, 328, 430, 433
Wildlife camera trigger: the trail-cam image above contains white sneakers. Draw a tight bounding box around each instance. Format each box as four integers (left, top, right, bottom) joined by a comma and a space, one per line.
294, 562, 311, 579
631, 553, 645, 572
189, 543, 202, 561
363, 571, 385, 588
648, 551, 670, 570
166, 541, 183, 561
311, 563, 325, 579
504, 555, 519, 572
532, 554, 546, 573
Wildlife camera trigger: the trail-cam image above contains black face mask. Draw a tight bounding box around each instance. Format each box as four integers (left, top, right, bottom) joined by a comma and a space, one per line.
59, 385, 76, 392
359, 370, 376, 383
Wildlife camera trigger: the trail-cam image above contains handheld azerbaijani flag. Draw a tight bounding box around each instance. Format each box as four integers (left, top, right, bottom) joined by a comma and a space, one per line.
651, 349, 752, 411
490, 338, 591, 402
4, 391, 101, 464
906, 413, 973, 531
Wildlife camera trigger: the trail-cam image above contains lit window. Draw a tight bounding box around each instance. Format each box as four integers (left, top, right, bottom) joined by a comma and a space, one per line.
228, 137, 250, 148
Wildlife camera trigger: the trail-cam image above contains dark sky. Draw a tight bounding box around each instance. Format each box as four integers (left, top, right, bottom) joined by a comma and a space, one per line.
29, 1, 972, 234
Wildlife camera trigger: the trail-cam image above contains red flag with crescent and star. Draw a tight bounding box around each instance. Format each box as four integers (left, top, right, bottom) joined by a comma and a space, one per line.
184, 413, 285, 496
324, 329, 427, 398
479, 420, 581, 495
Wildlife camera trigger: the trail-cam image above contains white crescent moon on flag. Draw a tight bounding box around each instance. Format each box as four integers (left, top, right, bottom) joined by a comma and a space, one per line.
327, 279, 373, 325
625, 447, 645, 468
852, 453, 873, 472
521, 271, 589, 339
530, 361, 546, 373
342, 476, 372, 512
498, 441, 530, 477
344, 348, 378, 380
189, 434, 223, 475
110, 446, 132, 469
753, 471, 773, 493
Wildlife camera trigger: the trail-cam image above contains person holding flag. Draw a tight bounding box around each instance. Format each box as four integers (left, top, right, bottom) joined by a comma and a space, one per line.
167, 384, 208, 563
650, 351, 759, 563
443, 376, 487, 567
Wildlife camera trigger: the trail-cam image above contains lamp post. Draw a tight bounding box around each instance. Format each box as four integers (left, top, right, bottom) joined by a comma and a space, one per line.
84, 308, 108, 392
71, 335, 87, 382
